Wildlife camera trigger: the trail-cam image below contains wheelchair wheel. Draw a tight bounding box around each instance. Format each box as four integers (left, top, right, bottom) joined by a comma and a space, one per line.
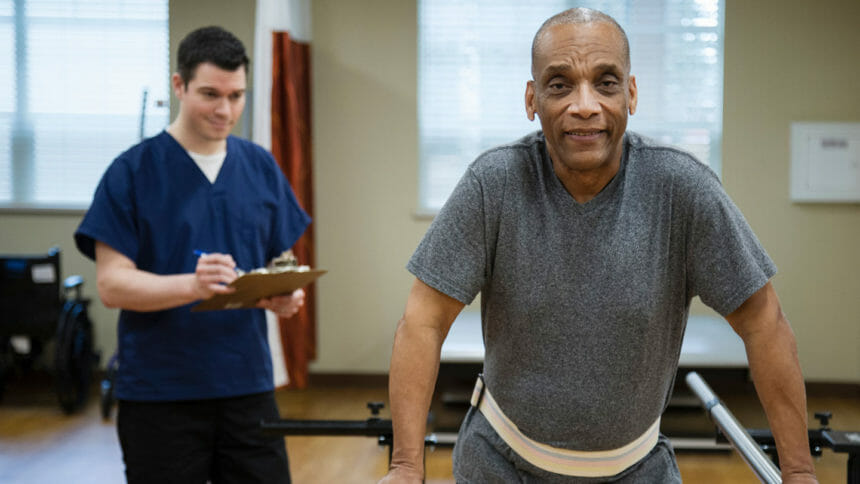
0, 338, 9, 402
100, 353, 118, 420
54, 301, 95, 414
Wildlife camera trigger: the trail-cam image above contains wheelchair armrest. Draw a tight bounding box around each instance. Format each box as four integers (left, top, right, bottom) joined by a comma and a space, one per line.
63, 275, 84, 299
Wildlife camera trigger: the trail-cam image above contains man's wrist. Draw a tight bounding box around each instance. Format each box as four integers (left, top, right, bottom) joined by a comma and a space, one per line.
185, 273, 204, 301
781, 471, 818, 484
387, 461, 424, 479
389, 448, 425, 474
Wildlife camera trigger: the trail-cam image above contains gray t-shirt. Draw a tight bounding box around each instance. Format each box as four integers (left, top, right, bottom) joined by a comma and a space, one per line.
407, 131, 776, 451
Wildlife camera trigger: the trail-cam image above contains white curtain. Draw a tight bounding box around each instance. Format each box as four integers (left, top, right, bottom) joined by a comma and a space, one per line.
253, 0, 312, 150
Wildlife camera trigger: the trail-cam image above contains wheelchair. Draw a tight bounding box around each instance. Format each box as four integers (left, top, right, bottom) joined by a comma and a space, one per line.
0, 247, 98, 413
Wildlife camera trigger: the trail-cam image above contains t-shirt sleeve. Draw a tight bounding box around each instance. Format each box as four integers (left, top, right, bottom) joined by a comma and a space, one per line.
407, 167, 490, 305
685, 171, 777, 316
74, 157, 140, 262
267, 155, 311, 260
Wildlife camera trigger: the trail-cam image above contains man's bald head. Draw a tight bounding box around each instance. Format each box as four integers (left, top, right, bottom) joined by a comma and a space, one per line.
531, 8, 631, 78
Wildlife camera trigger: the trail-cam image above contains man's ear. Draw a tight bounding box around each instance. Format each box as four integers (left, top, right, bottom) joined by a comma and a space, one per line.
525, 80, 536, 121
627, 75, 638, 115
171, 73, 185, 100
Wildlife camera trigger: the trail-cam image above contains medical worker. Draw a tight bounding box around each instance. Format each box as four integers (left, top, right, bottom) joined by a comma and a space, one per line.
75, 26, 306, 483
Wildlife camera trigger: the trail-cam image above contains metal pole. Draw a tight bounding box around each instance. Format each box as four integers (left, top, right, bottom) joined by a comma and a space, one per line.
12, 0, 35, 202
685, 371, 782, 484
139, 89, 148, 141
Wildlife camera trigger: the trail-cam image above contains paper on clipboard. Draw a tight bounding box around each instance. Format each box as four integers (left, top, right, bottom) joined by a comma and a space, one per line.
191, 269, 326, 312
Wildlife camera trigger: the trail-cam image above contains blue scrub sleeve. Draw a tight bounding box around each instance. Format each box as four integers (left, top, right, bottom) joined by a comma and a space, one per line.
267, 160, 312, 260
75, 158, 140, 262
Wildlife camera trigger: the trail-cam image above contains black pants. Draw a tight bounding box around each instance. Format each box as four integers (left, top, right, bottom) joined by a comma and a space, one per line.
117, 391, 290, 484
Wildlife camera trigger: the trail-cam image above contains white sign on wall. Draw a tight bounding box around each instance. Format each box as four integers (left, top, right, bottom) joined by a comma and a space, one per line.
790, 122, 860, 203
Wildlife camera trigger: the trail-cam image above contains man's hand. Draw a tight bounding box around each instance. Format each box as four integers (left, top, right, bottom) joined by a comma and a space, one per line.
193, 252, 239, 299
257, 288, 305, 318
377, 465, 423, 484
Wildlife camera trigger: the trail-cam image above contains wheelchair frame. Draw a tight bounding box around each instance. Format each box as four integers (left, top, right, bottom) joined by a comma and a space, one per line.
0, 247, 98, 413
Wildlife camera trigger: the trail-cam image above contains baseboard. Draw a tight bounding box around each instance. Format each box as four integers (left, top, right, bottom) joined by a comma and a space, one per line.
805, 381, 860, 398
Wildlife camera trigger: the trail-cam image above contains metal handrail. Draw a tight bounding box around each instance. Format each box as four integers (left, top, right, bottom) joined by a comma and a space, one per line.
685, 372, 782, 484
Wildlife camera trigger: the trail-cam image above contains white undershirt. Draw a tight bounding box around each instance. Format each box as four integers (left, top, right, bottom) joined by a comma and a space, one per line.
188, 150, 227, 183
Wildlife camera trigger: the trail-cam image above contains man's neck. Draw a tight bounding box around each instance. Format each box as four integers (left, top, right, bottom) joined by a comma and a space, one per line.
166, 122, 227, 155
554, 158, 620, 204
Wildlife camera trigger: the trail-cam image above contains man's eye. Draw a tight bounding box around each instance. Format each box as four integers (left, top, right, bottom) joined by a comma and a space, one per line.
548, 82, 568, 92
598, 80, 620, 93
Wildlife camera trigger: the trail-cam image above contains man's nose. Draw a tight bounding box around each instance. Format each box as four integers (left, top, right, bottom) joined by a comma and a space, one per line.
566, 85, 601, 118
214, 97, 230, 116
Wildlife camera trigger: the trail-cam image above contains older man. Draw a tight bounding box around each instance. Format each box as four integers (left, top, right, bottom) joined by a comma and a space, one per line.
381, 7, 817, 484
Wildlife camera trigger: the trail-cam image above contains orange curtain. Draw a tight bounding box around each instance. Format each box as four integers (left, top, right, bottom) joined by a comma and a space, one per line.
270, 31, 315, 389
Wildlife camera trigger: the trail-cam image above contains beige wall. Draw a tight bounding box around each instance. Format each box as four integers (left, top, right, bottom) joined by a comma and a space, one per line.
720, 0, 860, 381
310, 0, 427, 373
1, 0, 857, 383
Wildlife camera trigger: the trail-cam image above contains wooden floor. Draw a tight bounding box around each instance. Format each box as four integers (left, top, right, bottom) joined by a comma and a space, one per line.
0, 373, 857, 483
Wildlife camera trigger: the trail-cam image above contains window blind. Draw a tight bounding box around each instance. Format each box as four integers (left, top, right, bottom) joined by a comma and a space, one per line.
418, 0, 724, 212
0, 0, 169, 208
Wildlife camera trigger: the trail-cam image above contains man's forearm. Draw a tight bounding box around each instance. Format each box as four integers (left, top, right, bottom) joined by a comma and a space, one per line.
387, 317, 446, 476
381, 278, 464, 484
97, 265, 200, 312
727, 282, 817, 482
95, 242, 238, 312
746, 318, 816, 479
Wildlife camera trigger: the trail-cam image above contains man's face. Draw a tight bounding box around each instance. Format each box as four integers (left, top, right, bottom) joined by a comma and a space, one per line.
526, 21, 637, 177
172, 62, 246, 144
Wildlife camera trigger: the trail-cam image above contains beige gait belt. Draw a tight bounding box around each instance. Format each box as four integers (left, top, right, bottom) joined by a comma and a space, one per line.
470, 376, 660, 478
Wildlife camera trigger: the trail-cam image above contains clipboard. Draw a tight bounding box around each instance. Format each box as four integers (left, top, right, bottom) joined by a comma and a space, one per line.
191, 269, 326, 312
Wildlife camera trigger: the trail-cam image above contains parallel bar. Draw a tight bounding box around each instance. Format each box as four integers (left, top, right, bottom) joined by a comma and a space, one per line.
685, 371, 782, 484
260, 418, 392, 437
261, 418, 443, 447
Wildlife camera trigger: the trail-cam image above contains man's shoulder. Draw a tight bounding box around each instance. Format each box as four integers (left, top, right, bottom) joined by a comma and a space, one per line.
470, 131, 545, 176
476, 131, 543, 161
227, 136, 279, 168
108, 131, 171, 172
626, 131, 707, 167
228, 135, 271, 156
626, 131, 719, 186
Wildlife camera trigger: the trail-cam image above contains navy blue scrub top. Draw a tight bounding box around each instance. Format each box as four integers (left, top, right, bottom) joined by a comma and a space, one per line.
75, 131, 310, 401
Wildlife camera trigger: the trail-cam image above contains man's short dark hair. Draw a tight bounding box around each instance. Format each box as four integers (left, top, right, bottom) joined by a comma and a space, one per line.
177, 26, 249, 86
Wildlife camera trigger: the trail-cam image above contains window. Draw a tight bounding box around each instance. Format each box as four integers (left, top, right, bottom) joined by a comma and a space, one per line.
418, 0, 724, 212
0, 0, 169, 209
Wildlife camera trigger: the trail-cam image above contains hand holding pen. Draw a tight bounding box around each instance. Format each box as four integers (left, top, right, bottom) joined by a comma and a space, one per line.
192, 251, 305, 316
192, 250, 240, 299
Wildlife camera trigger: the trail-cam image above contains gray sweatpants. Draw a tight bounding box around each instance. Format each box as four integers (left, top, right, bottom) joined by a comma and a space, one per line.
452, 408, 682, 483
